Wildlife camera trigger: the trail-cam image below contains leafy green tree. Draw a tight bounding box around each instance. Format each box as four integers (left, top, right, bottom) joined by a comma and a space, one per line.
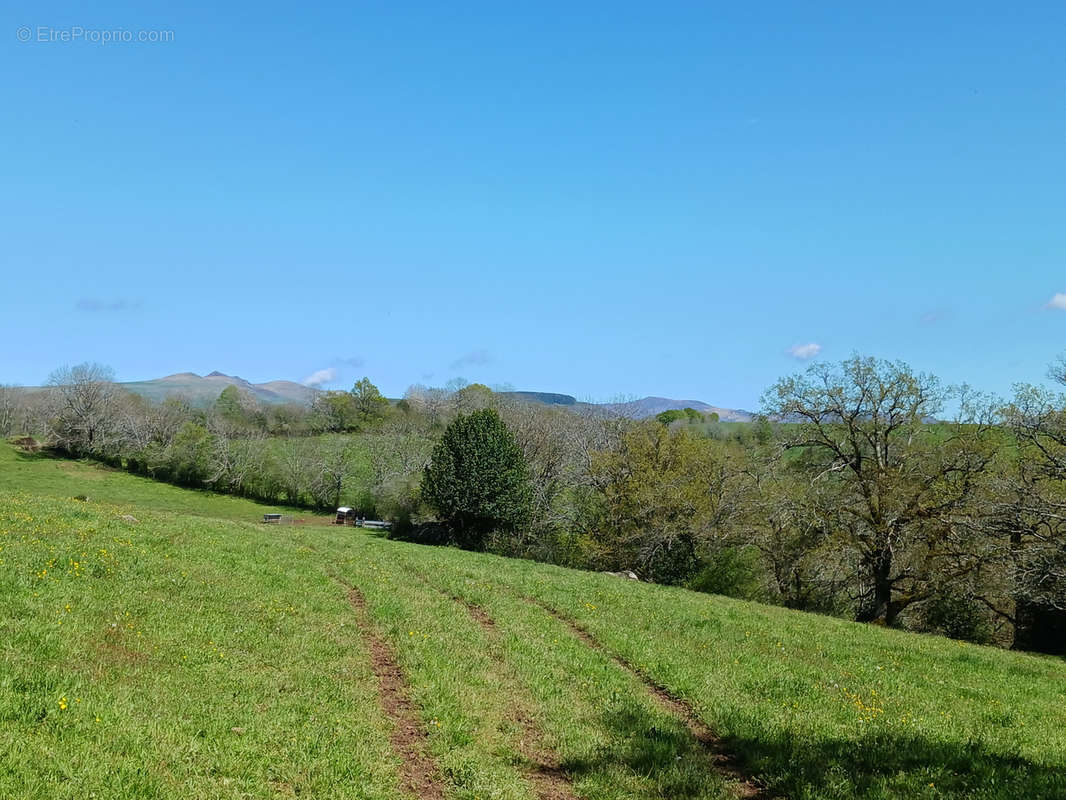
215, 386, 244, 422
998, 382, 1066, 653
351, 377, 389, 423
655, 409, 686, 426
579, 423, 743, 584
763, 356, 996, 626
655, 408, 708, 427
166, 421, 214, 486
311, 390, 359, 432
421, 408, 532, 549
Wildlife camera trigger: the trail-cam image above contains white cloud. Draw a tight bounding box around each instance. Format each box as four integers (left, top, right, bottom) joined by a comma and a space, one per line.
1047, 293, 1066, 310
787, 343, 822, 360
302, 368, 337, 387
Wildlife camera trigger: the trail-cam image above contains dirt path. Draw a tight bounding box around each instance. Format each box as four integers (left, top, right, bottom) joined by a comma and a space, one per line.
339, 580, 446, 800
529, 599, 779, 800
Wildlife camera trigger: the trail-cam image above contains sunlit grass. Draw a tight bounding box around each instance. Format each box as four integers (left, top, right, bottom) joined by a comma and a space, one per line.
387, 543, 1066, 799
2, 441, 1064, 799
0, 442, 325, 523
0, 491, 399, 799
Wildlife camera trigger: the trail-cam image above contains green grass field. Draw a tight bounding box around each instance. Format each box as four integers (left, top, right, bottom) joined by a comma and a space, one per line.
2, 442, 1064, 799
0, 443, 325, 523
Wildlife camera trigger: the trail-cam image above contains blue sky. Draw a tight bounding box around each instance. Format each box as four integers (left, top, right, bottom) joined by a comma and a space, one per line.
2, 1, 1064, 409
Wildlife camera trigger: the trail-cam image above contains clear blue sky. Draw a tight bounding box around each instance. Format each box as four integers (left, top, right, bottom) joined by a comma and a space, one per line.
2, 1, 1064, 409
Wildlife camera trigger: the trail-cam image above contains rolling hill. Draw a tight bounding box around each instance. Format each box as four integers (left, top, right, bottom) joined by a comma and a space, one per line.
115, 374, 756, 420
1, 441, 1064, 799
120, 371, 318, 406
597, 396, 755, 421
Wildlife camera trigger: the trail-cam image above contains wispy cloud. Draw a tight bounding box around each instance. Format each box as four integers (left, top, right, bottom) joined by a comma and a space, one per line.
450, 349, 491, 370
76, 298, 141, 312
919, 308, 949, 325
787, 343, 822, 361
302, 368, 337, 387
334, 356, 365, 368
1046, 293, 1066, 310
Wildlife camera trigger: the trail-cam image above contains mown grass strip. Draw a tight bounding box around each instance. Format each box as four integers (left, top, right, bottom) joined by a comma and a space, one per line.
527, 596, 777, 800
426, 580, 579, 800
339, 580, 445, 800
336, 550, 540, 800
378, 541, 732, 800
393, 542, 1066, 800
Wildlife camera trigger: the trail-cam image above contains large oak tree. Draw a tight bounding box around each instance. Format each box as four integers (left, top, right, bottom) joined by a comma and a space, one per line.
763, 356, 996, 625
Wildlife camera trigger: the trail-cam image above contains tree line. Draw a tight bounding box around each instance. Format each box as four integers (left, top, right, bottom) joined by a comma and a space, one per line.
2, 357, 1065, 654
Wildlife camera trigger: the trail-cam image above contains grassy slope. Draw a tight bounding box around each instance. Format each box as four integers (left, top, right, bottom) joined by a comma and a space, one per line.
1, 442, 1064, 799
0, 444, 326, 523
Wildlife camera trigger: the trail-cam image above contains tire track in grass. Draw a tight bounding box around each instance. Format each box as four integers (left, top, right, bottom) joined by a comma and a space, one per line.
452, 598, 578, 800
335, 577, 445, 800
527, 598, 779, 800
409, 570, 579, 800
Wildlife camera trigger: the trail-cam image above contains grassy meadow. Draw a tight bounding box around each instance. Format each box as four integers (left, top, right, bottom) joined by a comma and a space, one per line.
0, 442, 323, 523
1, 442, 1064, 799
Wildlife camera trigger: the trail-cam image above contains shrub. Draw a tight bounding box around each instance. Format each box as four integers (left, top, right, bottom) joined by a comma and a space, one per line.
687, 546, 767, 601
421, 408, 532, 550
916, 592, 995, 645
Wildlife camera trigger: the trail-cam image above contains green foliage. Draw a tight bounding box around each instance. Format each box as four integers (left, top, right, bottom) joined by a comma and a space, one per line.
655, 407, 707, 426
22, 354, 1066, 657
580, 423, 739, 584
311, 390, 360, 432
916, 592, 995, 645
687, 546, 767, 602
421, 408, 532, 549
763, 356, 995, 626
655, 409, 686, 426
214, 385, 243, 421
165, 422, 213, 486
350, 377, 389, 423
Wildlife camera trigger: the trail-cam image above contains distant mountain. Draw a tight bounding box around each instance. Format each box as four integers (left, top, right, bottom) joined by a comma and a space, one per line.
121, 372, 317, 407
597, 397, 755, 422
115, 373, 754, 420
498, 391, 578, 406
501, 391, 754, 422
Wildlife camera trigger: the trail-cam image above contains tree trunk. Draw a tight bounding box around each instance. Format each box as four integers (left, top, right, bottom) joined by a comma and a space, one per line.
857, 547, 893, 624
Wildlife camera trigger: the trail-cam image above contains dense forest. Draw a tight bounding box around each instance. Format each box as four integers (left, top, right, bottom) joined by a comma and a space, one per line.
3, 356, 1065, 655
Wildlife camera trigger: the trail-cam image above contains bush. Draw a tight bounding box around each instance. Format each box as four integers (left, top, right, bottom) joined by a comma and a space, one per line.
687, 546, 767, 601
386, 520, 452, 546
421, 408, 532, 550
916, 592, 995, 645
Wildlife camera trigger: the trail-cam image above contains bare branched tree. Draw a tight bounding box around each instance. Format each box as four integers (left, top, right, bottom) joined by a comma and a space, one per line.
46, 363, 120, 456
0, 385, 21, 437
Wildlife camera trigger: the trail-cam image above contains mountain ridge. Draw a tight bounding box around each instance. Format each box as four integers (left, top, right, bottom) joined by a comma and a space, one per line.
121, 371, 317, 406
116, 373, 755, 420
